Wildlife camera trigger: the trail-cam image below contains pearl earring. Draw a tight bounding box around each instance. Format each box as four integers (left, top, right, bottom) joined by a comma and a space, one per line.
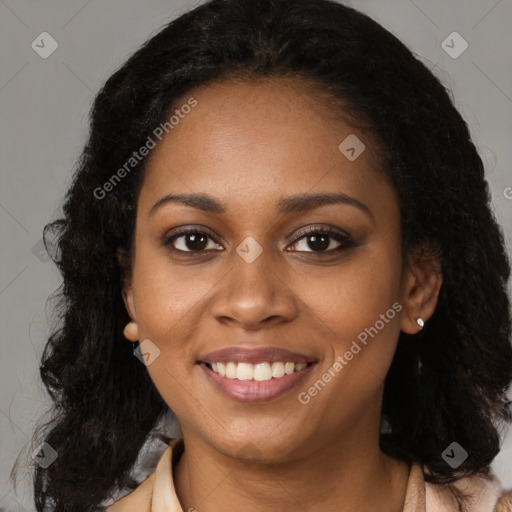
416, 318, 424, 330
123, 321, 139, 341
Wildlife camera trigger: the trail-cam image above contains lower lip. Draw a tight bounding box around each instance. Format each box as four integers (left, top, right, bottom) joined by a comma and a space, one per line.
198, 362, 316, 403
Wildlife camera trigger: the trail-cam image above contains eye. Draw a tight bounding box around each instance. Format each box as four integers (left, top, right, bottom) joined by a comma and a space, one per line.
288, 226, 357, 254
165, 227, 223, 253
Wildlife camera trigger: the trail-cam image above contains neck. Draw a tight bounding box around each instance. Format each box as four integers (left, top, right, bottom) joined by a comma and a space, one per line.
174, 426, 409, 512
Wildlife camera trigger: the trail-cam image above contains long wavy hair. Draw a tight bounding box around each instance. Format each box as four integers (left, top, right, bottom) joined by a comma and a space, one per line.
17, 0, 512, 510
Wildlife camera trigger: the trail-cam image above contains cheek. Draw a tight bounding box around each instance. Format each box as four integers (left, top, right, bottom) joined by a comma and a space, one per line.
290, 259, 403, 422
132, 263, 213, 354
300, 242, 402, 337
132, 226, 216, 322
130, 258, 215, 414
295, 241, 404, 394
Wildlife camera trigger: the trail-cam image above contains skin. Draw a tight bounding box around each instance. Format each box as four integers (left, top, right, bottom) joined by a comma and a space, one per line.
121, 78, 443, 512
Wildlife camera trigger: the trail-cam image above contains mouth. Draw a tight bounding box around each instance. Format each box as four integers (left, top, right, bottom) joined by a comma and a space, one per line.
197, 346, 318, 403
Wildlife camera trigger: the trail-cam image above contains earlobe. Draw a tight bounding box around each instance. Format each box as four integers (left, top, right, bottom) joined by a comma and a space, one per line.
123, 321, 139, 341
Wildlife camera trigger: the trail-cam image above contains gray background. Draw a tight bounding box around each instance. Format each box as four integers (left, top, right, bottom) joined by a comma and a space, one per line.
1, 0, 511, 510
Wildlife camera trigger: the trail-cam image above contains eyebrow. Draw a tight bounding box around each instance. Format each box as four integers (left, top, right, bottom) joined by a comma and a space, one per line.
148, 192, 373, 219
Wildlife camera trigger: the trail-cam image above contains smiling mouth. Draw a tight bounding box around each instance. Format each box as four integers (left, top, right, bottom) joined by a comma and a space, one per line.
198, 360, 318, 403
203, 360, 316, 381
196, 345, 318, 402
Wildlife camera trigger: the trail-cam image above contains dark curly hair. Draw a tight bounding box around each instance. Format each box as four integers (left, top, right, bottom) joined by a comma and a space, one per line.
17, 0, 512, 510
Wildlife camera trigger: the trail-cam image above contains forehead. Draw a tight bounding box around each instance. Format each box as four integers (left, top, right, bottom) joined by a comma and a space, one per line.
139, 78, 394, 216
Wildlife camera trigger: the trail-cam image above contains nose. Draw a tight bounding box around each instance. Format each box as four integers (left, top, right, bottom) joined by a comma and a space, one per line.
209, 247, 299, 331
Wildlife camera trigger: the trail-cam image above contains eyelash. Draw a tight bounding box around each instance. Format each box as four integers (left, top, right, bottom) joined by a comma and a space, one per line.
163, 225, 358, 257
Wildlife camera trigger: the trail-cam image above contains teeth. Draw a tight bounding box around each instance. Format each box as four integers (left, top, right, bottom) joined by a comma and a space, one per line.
271, 362, 285, 378
236, 362, 254, 380
225, 362, 237, 379
208, 361, 309, 381
254, 362, 273, 381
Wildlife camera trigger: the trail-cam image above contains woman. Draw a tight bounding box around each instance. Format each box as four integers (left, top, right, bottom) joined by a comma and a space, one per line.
29, 0, 512, 510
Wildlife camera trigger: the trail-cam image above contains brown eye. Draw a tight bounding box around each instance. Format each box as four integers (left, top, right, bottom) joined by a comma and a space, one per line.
165, 228, 223, 253
288, 226, 357, 254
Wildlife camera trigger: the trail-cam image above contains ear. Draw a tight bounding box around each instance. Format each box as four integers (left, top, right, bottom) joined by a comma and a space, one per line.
400, 243, 443, 334
117, 247, 139, 342
117, 247, 137, 324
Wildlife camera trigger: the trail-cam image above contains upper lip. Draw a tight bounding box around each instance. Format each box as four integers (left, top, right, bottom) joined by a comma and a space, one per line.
198, 346, 318, 365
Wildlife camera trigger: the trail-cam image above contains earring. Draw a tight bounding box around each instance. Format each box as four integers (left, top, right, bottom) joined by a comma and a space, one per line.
123, 321, 139, 341
416, 318, 424, 330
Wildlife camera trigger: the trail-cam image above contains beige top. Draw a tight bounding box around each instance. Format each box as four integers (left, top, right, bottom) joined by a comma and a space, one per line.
106, 438, 512, 512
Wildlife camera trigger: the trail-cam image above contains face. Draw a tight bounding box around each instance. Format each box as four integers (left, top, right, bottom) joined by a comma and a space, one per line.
122, 78, 431, 462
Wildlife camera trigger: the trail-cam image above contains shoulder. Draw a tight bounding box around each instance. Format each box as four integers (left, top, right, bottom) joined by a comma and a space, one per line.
105, 438, 183, 512
425, 472, 512, 512
494, 491, 512, 512
104, 472, 155, 512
